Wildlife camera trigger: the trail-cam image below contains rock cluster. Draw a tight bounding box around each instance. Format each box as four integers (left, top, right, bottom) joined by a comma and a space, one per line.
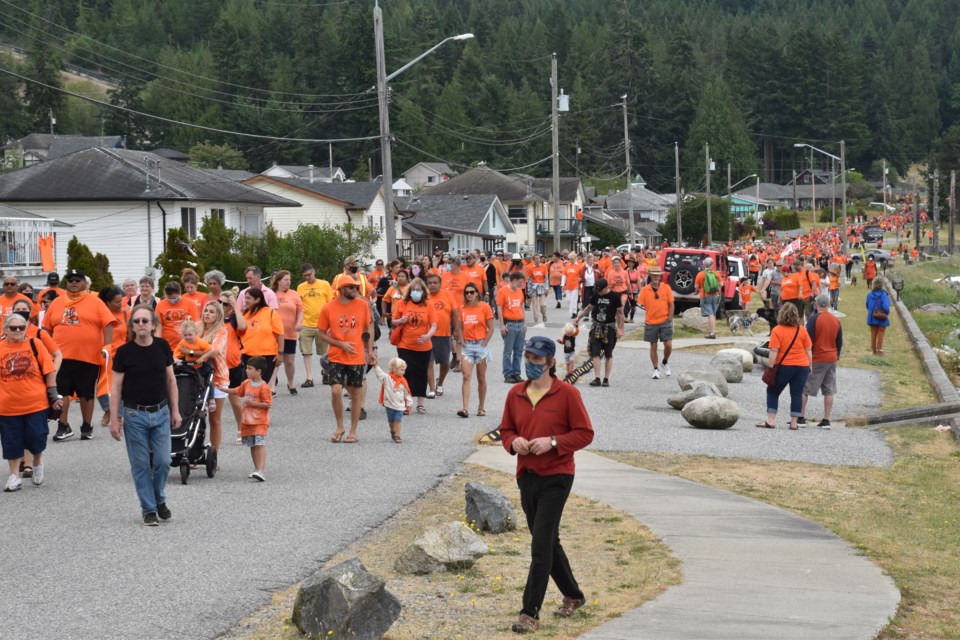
394, 522, 489, 575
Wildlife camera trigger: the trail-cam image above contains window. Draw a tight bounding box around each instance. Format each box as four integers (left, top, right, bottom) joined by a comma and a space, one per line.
181, 207, 197, 238
243, 214, 261, 236
427, 175, 436, 183
210, 208, 225, 222
508, 206, 527, 222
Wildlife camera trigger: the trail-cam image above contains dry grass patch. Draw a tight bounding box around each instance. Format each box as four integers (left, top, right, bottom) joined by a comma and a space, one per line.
605, 425, 960, 639
226, 464, 680, 640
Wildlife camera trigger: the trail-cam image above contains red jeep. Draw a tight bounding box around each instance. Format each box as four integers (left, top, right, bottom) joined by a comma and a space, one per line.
659, 248, 730, 314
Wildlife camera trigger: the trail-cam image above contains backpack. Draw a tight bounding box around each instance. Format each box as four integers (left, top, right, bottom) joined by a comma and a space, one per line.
703, 269, 720, 294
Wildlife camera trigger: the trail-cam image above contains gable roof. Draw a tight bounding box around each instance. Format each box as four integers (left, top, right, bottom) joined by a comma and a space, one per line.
421, 166, 543, 202
396, 194, 512, 236
0, 148, 299, 206
404, 161, 456, 176
3, 134, 125, 159
605, 184, 674, 212
244, 175, 382, 209
262, 164, 344, 181
528, 176, 582, 202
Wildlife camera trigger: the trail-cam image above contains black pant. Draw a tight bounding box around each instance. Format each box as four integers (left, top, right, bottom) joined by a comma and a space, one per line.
396, 347, 430, 397
518, 472, 584, 618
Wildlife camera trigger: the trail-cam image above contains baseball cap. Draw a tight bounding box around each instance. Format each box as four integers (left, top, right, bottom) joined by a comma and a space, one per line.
65, 268, 85, 280
524, 335, 556, 357
594, 278, 608, 290
46, 272, 60, 284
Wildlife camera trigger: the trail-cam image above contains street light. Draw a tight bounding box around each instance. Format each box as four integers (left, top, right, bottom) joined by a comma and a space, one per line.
794, 142, 847, 256
727, 173, 757, 241
375, 2, 473, 261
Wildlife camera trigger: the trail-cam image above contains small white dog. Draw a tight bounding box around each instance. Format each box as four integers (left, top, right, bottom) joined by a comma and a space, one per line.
728, 312, 758, 336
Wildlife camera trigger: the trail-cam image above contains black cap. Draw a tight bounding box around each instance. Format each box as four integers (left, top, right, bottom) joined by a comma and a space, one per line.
594, 278, 608, 290
46, 272, 60, 284
65, 268, 85, 280
524, 335, 556, 357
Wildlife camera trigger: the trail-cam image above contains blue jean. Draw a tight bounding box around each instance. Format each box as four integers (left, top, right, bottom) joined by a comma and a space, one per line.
767, 365, 810, 417
829, 289, 839, 310
502, 320, 525, 378
552, 285, 563, 302
122, 405, 171, 516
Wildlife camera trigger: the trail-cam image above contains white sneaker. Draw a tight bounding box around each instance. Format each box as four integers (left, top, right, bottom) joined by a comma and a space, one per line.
662, 362, 672, 377
532, 322, 546, 329
4, 473, 21, 492
31, 463, 43, 486
249, 471, 265, 482
652, 369, 660, 379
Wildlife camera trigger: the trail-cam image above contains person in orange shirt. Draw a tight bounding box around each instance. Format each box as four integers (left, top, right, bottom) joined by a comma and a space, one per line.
95, 286, 127, 427
777, 262, 802, 319
525, 254, 549, 326
155, 281, 201, 352
549, 253, 565, 309
181, 268, 208, 312
605, 256, 631, 315
1, 275, 35, 322
637, 266, 675, 379
425, 274, 459, 398
756, 303, 813, 431
463, 253, 489, 299
220, 356, 273, 482
863, 255, 878, 287
562, 254, 581, 318
441, 258, 469, 308
174, 319, 214, 369
367, 259, 386, 289
827, 268, 841, 310
219, 291, 246, 443
238, 288, 284, 389
457, 283, 494, 418
391, 278, 437, 413
740, 281, 755, 307
497, 272, 526, 383
270, 270, 304, 394
317, 277, 374, 444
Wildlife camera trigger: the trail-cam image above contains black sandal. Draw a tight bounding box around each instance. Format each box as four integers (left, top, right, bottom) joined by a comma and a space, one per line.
457, 410, 469, 418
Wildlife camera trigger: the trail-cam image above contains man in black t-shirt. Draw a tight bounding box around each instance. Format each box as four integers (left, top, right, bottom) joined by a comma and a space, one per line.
573, 278, 624, 387
109, 306, 182, 526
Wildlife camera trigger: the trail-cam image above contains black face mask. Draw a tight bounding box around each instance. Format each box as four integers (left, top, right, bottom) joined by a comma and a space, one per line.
14, 310, 30, 321
348, 265, 359, 274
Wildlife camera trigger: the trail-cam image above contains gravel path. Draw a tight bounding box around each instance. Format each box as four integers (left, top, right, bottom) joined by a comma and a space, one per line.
2, 309, 891, 639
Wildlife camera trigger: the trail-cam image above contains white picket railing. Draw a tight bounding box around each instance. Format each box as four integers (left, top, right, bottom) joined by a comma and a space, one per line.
0, 217, 54, 267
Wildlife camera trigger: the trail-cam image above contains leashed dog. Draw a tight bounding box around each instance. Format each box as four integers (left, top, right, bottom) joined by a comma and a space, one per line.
727, 311, 759, 336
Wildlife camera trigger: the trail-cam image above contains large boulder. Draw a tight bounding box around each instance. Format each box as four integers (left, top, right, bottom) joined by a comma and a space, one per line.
681, 307, 709, 332
716, 348, 755, 372
677, 367, 729, 396
292, 558, 400, 640
681, 397, 740, 429
394, 522, 489, 575
667, 381, 723, 410
920, 303, 956, 314
709, 354, 744, 383
465, 482, 516, 534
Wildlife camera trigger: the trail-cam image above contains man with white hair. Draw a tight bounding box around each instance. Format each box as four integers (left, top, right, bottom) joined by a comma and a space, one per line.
694, 257, 721, 339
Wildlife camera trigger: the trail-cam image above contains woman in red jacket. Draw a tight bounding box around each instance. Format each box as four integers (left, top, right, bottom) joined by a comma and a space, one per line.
499, 335, 594, 633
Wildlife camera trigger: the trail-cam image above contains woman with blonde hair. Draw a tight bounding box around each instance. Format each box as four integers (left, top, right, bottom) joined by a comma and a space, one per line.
200, 300, 228, 452
219, 290, 245, 443
756, 303, 812, 431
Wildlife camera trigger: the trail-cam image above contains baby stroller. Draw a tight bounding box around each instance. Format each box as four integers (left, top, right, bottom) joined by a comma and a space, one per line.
170, 362, 217, 484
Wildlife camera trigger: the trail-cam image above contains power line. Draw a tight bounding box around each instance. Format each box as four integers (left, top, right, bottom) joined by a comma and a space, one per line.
393, 137, 552, 174
0, 66, 380, 144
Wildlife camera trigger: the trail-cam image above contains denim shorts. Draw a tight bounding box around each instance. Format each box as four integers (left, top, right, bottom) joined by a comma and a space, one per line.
700, 294, 721, 317
385, 407, 405, 422
461, 340, 491, 364
242, 435, 266, 447
0, 409, 49, 460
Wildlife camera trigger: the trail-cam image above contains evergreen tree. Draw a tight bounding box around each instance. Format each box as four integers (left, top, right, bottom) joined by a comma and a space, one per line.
154, 228, 204, 287
658, 197, 730, 247
683, 76, 757, 190
23, 19, 65, 131
66, 236, 114, 290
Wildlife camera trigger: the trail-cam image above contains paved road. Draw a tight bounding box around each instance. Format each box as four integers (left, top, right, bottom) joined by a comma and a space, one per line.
2, 303, 890, 638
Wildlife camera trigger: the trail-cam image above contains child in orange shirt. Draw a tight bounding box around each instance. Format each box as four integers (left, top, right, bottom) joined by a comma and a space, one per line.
175, 319, 214, 370
373, 357, 413, 444
739, 282, 755, 307
220, 356, 273, 481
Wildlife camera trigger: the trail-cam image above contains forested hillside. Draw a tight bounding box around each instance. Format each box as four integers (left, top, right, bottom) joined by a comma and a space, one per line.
1, 0, 958, 191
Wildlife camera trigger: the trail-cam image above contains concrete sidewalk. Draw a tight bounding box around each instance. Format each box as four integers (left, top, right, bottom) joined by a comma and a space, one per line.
467, 447, 900, 640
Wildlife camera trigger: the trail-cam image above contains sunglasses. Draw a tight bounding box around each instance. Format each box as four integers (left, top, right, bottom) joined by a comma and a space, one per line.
66, 278, 83, 284
3, 282, 17, 287
464, 290, 478, 296
132, 318, 152, 324
6, 325, 26, 331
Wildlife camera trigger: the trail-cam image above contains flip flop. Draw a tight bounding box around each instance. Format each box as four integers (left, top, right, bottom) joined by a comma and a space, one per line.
330, 432, 345, 443
343, 436, 358, 443
392, 434, 402, 444
755, 422, 775, 429
417, 406, 426, 414
457, 410, 469, 418
476, 409, 486, 417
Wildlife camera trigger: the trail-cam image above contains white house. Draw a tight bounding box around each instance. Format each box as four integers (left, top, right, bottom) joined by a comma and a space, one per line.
242, 175, 395, 261
395, 194, 514, 257
0, 148, 299, 281
402, 162, 456, 191
392, 178, 413, 198
261, 163, 347, 183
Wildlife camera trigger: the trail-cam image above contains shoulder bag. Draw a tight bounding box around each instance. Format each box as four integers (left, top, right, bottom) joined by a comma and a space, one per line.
761, 326, 800, 386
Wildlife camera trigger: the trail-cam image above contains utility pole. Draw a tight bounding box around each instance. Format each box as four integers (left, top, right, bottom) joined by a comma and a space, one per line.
950, 170, 956, 254
705, 142, 712, 245
830, 158, 836, 225
329, 143, 334, 180
48, 108, 55, 135
623, 94, 634, 249
374, 2, 397, 260
675, 142, 682, 245
914, 176, 920, 250
882, 158, 888, 215
727, 163, 732, 242
932, 168, 940, 254
792, 169, 798, 211
840, 140, 848, 257
550, 54, 561, 253
810, 149, 816, 229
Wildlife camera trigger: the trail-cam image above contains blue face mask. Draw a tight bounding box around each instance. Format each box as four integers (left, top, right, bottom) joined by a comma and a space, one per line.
410, 290, 423, 302
525, 361, 546, 381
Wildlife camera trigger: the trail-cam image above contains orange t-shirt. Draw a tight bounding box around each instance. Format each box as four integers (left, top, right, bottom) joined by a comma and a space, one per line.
0, 336, 55, 416
562, 263, 580, 291
463, 266, 487, 293
317, 297, 372, 366
526, 264, 548, 284
803, 271, 820, 299
275, 289, 304, 340
0, 293, 36, 321
182, 291, 208, 312
779, 273, 800, 301
26, 325, 59, 359
459, 302, 494, 342
155, 298, 201, 351
740, 283, 754, 304
828, 273, 840, 291
606, 269, 629, 293
694, 270, 721, 298
392, 299, 437, 352
549, 261, 564, 286
224, 321, 242, 369
176, 337, 213, 367
240, 306, 284, 356
429, 290, 457, 337
441, 270, 468, 308
637, 283, 674, 325
235, 379, 272, 436
497, 287, 525, 321
42, 293, 117, 364
769, 325, 812, 367
204, 327, 229, 387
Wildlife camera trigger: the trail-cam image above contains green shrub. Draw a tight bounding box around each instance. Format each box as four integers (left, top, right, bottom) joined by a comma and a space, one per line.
66, 236, 114, 290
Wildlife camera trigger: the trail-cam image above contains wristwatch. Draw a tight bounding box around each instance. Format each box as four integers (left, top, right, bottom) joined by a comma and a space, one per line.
550, 436, 557, 449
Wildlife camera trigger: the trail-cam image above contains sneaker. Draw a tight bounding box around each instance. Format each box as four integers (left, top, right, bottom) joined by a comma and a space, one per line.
426, 390, 436, 399
652, 369, 660, 379
53, 422, 74, 442
797, 416, 807, 427
300, 379, 314, 388
31, 463, 44, 486
436, 385, 443, 397
601, 378, 609, 387
80, 423, 93, 440
662, 362, 672, 377
157, 502, 171, 520
320, 374, 330, 385
511, 614, 540, 634
249, 471, 265, 482
554, 596, 586, 618
100, 410, 111, 427
589, 378, 602, 387
817, 419, 832, 430
143, 512, 160, 526
505, 376, 514, 384
556, 302, 562, 309
705, 333, 717, 339
4, 473, 21, 492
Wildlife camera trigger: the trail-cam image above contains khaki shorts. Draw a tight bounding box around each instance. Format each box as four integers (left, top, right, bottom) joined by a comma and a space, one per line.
803, 361, 837, 397
298, 326, 328, 357
643, 320, 674, 344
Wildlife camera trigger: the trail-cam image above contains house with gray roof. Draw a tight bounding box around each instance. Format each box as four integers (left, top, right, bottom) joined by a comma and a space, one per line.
402, 162, 457, 191
0, 148, 299, 280
2, 133, 124, 168
261, 163, 346, 183
395, 194, 514, 257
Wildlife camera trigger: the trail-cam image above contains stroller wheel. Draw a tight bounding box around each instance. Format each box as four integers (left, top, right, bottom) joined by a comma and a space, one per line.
206, 447, 217, 479
180, 463, 190, 485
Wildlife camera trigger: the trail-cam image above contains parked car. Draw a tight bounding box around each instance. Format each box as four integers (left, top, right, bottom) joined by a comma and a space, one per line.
851, 248, 894, 268
724, 256, 747, 310
659, 248, 729, 313
861, 225, 884, 243
616, 243, 646, 254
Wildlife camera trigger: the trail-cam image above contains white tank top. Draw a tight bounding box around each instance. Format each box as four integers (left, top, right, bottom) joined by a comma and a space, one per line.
583, 265, 595, 287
